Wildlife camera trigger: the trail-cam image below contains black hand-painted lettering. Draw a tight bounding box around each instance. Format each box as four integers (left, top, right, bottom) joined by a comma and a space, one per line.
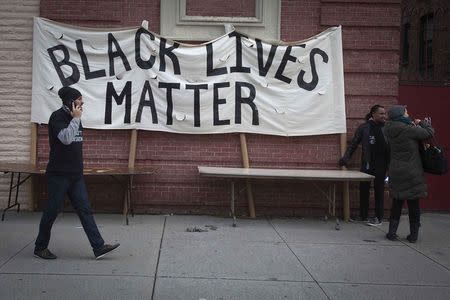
297, 48, 329, 91
135, 28, 156, 70
235, 82, 258, 125
108, 33, 131, 76
105, 81, 132, 124
136, 81, 158, 123
213, 82, 231, 126
47, 45, 80, 86
206, 43, 227, 76
186, 84, 208, 127
275, 46, 296, 84
256, 39, 277, 77
229, 32, 250, 74
159, 38, 180, 74
76, 39, 106, 80
158, 82, 180, 125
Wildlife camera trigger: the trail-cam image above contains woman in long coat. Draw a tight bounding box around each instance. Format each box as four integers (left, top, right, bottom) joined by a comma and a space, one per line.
384, 105, 434, 243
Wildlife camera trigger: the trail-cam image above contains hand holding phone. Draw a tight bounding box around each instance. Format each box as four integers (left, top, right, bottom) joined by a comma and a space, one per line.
71, 102, 82, 118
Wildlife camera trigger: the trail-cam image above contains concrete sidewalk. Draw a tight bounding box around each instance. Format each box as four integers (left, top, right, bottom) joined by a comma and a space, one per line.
1, 212, 449, 300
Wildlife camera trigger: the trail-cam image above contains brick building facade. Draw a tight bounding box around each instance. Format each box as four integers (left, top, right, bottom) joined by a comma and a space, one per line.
1, 0, 403, 217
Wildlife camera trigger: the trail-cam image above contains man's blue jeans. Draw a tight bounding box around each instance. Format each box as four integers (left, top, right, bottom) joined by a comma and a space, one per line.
35, 174, 104, 251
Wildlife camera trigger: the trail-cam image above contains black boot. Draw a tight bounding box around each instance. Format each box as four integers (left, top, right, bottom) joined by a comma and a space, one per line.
386, 219, 399, 241
407, 222, 420, 243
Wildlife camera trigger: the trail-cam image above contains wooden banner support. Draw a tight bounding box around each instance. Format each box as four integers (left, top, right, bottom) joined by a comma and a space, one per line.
221, 24, 255, 219
124, 129, 138, 216
128, 129, 138, 169
30, 123, 38, 210
239, 133, 256, 218
340, 132, 350, 221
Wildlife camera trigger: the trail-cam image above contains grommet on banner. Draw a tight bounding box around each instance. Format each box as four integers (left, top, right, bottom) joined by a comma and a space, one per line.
116, 71, 126, 80
297, 56, 306, 64
243, 38, 255, 48
219, 53, 230, 62
141, 20, 149, 30
47, 31, 63, 40
224, 23, 235, 34
175, 113, 186, 121
274, 107, 286, 114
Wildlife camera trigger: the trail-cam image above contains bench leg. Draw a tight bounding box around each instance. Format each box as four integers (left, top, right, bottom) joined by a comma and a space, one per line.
332, 184, 340, 230
343, 181, 350, 222
2, 172, 22, 221
231, 181, 236, 227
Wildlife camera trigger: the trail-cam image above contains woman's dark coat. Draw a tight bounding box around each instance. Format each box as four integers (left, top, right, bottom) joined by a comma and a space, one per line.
384, 120, 434, 200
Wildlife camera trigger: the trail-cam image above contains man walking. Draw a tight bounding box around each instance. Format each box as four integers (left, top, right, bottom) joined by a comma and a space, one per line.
34, 86, 119, 260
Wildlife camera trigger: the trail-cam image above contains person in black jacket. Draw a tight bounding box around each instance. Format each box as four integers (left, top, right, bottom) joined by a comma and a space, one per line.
339, 105, 390, 225
34, 86, 119, 260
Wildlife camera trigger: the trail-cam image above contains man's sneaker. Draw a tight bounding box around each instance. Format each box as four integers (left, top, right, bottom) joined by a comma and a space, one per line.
94, 243, 120, 259
367, 218, 382, 226
34, 248, 57, 259
350, 216, 369, 223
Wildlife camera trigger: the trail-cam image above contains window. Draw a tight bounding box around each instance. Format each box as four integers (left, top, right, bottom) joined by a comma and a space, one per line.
160, 0, 280, 42
401, 23, 410, 65
419, 13, 434, 77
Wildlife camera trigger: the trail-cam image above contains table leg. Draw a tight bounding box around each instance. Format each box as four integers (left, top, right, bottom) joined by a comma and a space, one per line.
14, 173, 21, 213
231, 181, 236, 227
2, 173, 14, 221
2, 172, 23, 221
124, 176, 132, 226
127, 175, 134, 222
118, 176, 129, 226
343, 181, 350, 222
333, 183, 340, 230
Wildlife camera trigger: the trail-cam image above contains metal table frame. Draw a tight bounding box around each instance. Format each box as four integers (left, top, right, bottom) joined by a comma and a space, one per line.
198, 166, 374, 229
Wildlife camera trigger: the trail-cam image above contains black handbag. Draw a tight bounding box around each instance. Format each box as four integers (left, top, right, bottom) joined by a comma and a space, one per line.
420, 142, 448, 175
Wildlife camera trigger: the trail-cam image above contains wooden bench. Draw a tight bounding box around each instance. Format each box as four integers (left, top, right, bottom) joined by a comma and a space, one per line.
0, 162, 159, 225
198, 166, 374, 229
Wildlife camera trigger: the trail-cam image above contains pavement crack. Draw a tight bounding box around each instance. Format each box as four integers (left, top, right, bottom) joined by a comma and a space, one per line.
151, 215, 167, 300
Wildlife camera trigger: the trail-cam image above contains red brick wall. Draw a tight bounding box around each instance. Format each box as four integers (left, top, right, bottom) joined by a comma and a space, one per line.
399, 85, 450, 212
37, 0, 401, 218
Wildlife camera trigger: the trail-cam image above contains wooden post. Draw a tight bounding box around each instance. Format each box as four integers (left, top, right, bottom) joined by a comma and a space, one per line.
30, 123, 38, 210
30, 123, 37, 165
128, 129, 138, 169
124, 129, 138, 217
221, 23, 255, 219
239, 133, 256, 218
340, 133, 350, 222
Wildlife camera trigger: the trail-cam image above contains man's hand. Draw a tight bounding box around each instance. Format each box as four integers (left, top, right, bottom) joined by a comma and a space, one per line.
71, 102, 82, 118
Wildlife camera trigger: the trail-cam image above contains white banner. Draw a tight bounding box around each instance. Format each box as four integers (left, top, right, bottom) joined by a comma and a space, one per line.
31, 17, 346, 136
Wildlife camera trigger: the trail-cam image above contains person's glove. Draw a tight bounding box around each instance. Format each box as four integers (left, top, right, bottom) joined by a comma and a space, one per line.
338, 157, 348, 167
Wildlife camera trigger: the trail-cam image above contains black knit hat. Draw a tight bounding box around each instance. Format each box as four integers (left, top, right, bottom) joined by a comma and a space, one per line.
388, 105, 406, 120
58, 86, 81, 104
